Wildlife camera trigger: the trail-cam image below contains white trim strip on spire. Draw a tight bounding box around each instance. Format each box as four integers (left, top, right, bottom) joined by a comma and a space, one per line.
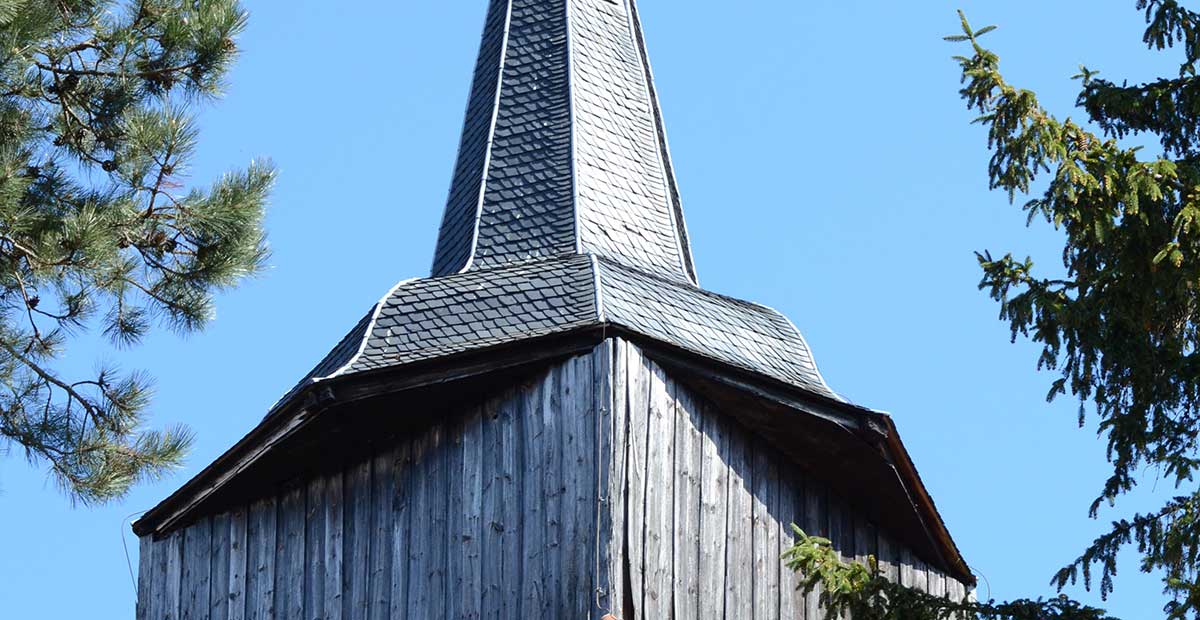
462, 0, 516, 275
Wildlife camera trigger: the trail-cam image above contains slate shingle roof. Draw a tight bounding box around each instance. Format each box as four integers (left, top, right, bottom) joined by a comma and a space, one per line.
274, 0, 839, 411
430, 0, 697, 284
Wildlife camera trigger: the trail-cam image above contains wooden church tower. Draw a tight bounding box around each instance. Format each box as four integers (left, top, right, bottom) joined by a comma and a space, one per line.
133, 0, 975, 618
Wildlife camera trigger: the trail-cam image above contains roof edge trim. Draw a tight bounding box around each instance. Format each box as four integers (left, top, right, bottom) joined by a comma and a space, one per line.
627, 0, 698, 285
320, 277, 419, 381
460, 0, 515, 275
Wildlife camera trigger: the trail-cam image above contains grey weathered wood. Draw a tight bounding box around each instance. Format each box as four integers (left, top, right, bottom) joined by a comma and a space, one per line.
752, 440, 780, 620
446, 419, 465, 620
411, 426, 447, 620
150, 535, 167, 620
165, 530, 185, 620
182, 518, 212, 620
460, 409, 484, 620
246, 498, 276, 620
344, 457, 372, 620
803, 484, 826, 620
138, 536, 154, 620
369, 449, 394, 620
877, 531, 898, 583
698, 401, 729, 619
565, 353, 596, 618
624, 343, 650, 617
500, 390, 525, 617
600, 339, 625, 619
278, 487, 305, 620
481, 399, 504, 620
913, 556, 930, 593
429, 426, 449, 620
323, 472, 345, 620
643, 364, 674, 620
778, 466, 805, 620
303, 478, 326, 620
520, 373, 546, 614
899, 547, 915, 588
227, 507, 248, 620
138, 337, 974, 620
725, 420, 753, 618
406, 431, 431, 619
210, 515, 231, 620
672, 383, 702, 620
542, 364, 564, 617
390, 441, 413, 619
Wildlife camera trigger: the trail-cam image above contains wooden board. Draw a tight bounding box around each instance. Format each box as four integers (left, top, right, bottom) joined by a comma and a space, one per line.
182, 518, 211, 620
672, 384, 702, 620
697, 401, 729, 619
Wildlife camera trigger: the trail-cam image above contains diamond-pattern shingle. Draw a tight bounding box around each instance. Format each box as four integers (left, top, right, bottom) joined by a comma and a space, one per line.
430, 0, 697, 283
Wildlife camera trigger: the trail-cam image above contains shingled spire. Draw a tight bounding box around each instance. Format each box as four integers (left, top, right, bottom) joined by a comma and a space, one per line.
431, 0, 697, 284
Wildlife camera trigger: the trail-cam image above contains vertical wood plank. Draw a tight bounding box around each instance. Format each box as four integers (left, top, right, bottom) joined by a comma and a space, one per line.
323, 472, 345, 620
227, 507, 248, 620
565, 353, 596, 618
900, 548, 915, 589
752, 440, 780, 620
150, 536, 167, 620
520, 373, 546, 614
406, 431, 430, 619
643, 364, 674, 620
461, 409, 484, 620
724, 422, 753, 619
803, 484, 827, 620
913, 557, 930, 593
600, 339, 626, 619
877, 532, 898, 584
542, 365, 564, 617
390, 442, 413, 619
345, 458, 372, 620
624, 343, 650, 619
778, 466, 805, 620
304, 478, 327, 620
929, 567, 947, 599
672, 383, 702, 620
481, 400, 504, 620
429, 426, 449, 620
137, 536, 154, 620
447, 419, 465, 620
246, 498, 277, 620
278, 487, 306, 620
500, 389, 525, 617
165, 530, 185, 620
698, 403, 728, 620
408, 426, 447, 620
369, 450, 394, 620
210, 514, 231, 620
183, 518, 212, 620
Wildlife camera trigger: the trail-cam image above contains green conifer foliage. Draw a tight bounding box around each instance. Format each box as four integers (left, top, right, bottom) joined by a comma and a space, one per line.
0, 0, 272, 504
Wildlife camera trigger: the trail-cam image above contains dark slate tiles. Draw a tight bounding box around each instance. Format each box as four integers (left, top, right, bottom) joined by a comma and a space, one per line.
471, 0, 578, 269
429, 0, 698, 284
432, 0, 511, 277
571, 0, 691, 282
595, 258, 837, 399
344, 254, 597, 374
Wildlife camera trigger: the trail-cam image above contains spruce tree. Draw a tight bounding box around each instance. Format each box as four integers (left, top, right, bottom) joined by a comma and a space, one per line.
0, 0, 272, 504
790, 1, 1200, 618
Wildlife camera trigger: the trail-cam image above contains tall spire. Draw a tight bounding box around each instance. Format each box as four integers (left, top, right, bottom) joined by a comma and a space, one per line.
431, 0, 698, 284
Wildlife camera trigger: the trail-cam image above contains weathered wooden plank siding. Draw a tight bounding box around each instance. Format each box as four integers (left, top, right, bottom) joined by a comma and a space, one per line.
137, 339, 972, 620
608, 339, 975, 620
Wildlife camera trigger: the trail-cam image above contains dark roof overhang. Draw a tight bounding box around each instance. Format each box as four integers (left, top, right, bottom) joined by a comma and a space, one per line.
132, 323, 973, 587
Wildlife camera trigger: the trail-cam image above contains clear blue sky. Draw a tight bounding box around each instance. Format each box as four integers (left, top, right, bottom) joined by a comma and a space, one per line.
0, 1, 1180, 617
